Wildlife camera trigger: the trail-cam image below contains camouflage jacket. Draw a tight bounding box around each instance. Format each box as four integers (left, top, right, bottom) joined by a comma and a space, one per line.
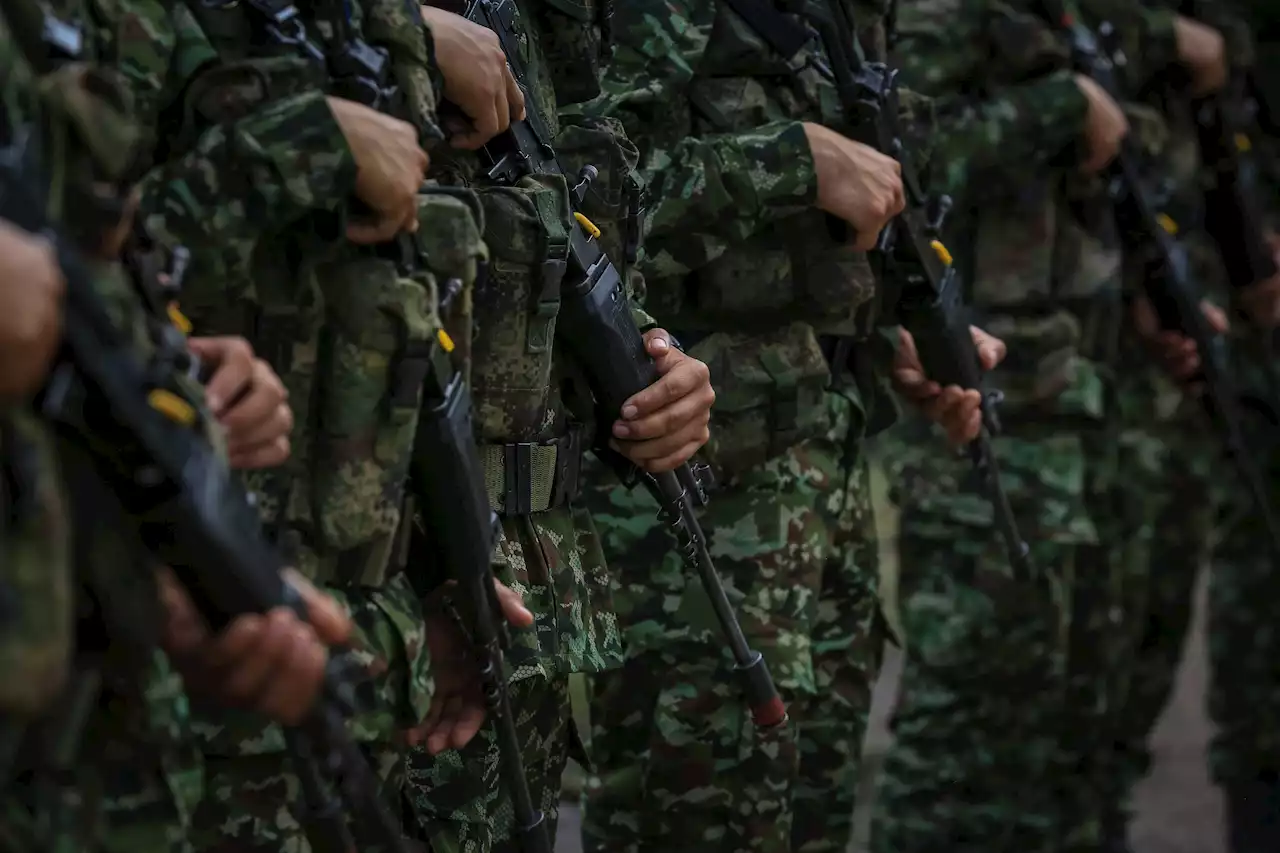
135, 0, 465, 752
568, 0, 902, 479
414, 0, 655, 681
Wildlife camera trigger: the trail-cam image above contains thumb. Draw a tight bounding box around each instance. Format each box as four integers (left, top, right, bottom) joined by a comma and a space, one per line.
284, 568, 352, 645
494, 580, 534, 628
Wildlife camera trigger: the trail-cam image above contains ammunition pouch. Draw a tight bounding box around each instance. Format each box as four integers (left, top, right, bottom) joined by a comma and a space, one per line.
308, 254, 439, 588
480, 424, 585, 516
554, 116, 643, 270
685, 323, 834, 476
469, 176, 572, 442
413, 185, 488, 381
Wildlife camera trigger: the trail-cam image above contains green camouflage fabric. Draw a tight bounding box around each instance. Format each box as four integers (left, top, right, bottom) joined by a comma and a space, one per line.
569, 0, 903, 850
0, 410, 73, 720
867, 0, 1199, 850
582, 389, 883, 853
406, 0, 643, 843
407, 675, 573, 853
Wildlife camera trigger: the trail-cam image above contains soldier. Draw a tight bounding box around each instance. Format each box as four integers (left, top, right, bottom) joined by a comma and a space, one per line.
869, 1, 1244, 851
0, 5, 357, 850
403, 3, 718, 851
132, 0, 531, 848
566, 3, 1008, 852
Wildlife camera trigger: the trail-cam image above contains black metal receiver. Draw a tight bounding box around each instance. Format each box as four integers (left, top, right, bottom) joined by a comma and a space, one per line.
407, 329, 552, 853
1048, 4, 1280, 558
461, 0, 788, 730
789, 0, 1034, 578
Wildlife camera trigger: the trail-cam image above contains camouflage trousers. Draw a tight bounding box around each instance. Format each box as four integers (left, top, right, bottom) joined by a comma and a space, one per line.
1, 660, 203, 853
1205, 353, 1280, 852
871, 413, 1196, 853
403, 674, 573, 853
581, 389, 884, 853
188, 745, 408, 853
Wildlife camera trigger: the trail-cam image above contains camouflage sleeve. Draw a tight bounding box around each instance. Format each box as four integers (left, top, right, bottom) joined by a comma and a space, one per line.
636, 121, 817, 277
1084, 0, 1182, 90
139, 92, 357, 249
895, 0, 1090, 198
918, 72, 1090, 199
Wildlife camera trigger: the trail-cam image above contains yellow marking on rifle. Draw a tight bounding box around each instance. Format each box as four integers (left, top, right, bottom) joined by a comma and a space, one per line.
437, 329, 456, 353
930, 239, 953, 267
148, 389, 197, 426
168, 302, 192, 335
1235, 132, 1252, 153
574, 212, 601, 239
1157, 213, 1179, 235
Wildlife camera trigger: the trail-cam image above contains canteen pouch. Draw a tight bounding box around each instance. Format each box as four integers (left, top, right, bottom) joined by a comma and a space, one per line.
310, 256, 440, 586
690, 322, 833, 476
470, 174, 573, 442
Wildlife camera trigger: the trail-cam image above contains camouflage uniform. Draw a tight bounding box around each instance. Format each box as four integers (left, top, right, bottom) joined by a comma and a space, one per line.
138, 2, 483, 850
401, 4, 644, 850
1193, 3, 1280, 849
0, 0, 273, 846
869, 1, 1195, 850
569, 3, 903, 852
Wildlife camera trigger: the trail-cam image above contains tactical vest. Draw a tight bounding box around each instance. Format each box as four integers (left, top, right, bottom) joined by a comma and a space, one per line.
423, 0, 640, 516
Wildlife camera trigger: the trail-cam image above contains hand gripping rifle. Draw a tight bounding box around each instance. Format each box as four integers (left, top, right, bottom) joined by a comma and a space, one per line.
0, 6, 408, 846
1045, 3, 1280, 558
406, 328, 552, 853
721, 0, 1032, 577
458, 0, 787, 731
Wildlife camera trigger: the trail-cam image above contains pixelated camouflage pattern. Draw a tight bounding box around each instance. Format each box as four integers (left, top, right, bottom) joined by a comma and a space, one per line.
0, 411, 72, 718
581, 390, 884, 853
406, 674, 572, 853
190, 743, 410, 853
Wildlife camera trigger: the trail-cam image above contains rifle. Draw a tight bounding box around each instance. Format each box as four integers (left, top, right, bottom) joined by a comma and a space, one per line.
460, 0, 787, 732
407, 325, 552, 853
724, 0, 1033, 577
0, 8, 406, 847
1045, 4, 1280, 558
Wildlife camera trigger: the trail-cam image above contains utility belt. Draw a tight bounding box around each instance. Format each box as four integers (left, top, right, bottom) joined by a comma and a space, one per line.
479, 423, 586, 516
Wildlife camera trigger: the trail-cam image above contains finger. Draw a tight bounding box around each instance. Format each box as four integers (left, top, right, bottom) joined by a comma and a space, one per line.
493, 75, 511, 136
643, 437, 709, 474
286, 568, 353, 646
972, 326, 1007, 370
220, 609, 296, 702
619, 359, 703, 420
505, 68, 526, 120
427, 693, 467, 755
194, 340, 254, 415
221, 378, 287, 436
447, 699, 487, 751
894, 369, 940, 399
473, 101, 502, 149
261, 621, 326, 725
620, 420, 707, 464
204, 613, 263, 670
229, 436, 292, 471
643, 328, 672, 358
852, 227, 878, 252
613, 386, 709, 441
346, 215, 403, 245
494, 581, 534, 628
948, 407, 984, 447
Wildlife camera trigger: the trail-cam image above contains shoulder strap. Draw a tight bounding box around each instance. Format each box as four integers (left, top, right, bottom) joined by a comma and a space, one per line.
718, 0, 810, 60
